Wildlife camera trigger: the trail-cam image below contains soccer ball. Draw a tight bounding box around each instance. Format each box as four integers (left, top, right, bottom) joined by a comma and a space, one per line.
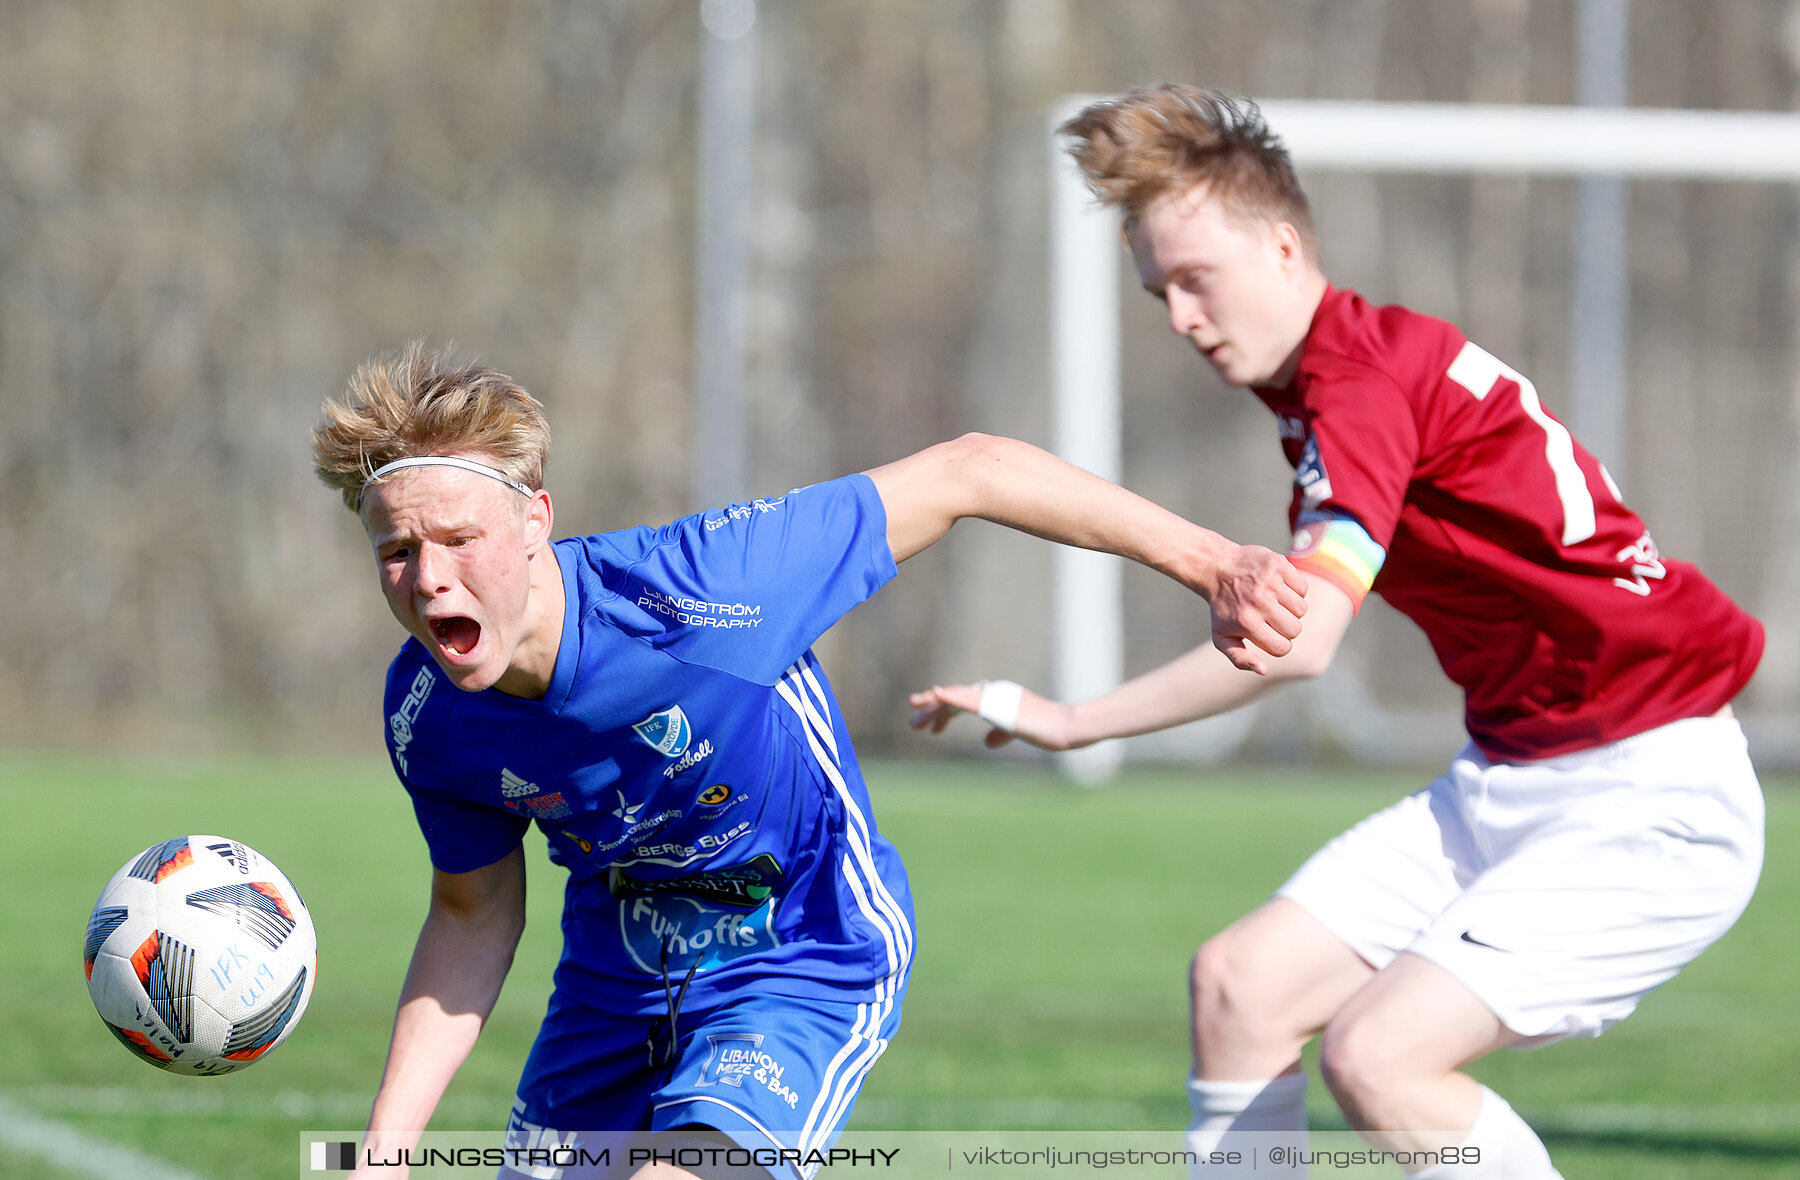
83, 835, 317, 1076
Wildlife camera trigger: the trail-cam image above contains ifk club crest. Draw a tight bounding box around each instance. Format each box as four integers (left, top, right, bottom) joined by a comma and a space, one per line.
632, 705, 691, 757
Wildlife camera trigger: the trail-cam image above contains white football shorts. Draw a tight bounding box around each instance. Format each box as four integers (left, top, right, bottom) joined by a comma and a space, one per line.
1276, 713, 1764, 1047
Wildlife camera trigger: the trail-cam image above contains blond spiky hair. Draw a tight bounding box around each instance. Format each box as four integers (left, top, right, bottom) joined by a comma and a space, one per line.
311, 341, 551, 514
1059, 83, 1316, 257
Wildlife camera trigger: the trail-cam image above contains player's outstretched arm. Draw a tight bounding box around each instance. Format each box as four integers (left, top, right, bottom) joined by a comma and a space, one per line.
864, 433, 1307, 671
911, 575, 1354, 750
353, 846, 528, 1177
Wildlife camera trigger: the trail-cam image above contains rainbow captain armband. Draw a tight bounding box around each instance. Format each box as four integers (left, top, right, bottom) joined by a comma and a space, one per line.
1288, 512, 1386, 611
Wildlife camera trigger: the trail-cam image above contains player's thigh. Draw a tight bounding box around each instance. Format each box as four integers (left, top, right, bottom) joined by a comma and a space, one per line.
1194, 897, 1374, 1040
1273, 773, 1476, 976
1319, 950, 1514, 1092
1211, 770, 1478, 1043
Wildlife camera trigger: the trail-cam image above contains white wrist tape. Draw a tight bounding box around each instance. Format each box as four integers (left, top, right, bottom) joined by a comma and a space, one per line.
975, 679, 1025, 733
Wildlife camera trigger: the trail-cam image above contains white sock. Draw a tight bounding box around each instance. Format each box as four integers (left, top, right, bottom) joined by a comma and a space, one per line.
1403, 1086, 1562, 1180
1187, 1071, 1308, 1179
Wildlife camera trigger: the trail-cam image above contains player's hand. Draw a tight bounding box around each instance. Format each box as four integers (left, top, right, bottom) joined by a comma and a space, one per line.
908, 682, 1076, 751
1206, 544, 1308, 675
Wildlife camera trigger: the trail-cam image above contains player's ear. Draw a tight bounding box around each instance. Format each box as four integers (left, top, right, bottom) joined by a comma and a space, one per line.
1272, 220, 1305, 269
523, 488, 554, 550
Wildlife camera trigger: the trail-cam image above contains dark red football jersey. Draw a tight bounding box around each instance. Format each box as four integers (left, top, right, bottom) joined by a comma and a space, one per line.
1254, 286, 1763, 760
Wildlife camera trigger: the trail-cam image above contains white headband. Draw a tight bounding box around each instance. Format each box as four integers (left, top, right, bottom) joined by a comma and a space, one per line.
361, 456, 534, 498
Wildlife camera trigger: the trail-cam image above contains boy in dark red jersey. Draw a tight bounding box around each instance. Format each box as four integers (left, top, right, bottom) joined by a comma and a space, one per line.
911, 85, 1764, 1179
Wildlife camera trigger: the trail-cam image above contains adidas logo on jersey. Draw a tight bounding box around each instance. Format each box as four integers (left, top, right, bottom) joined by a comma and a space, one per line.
500, 769, 538, 798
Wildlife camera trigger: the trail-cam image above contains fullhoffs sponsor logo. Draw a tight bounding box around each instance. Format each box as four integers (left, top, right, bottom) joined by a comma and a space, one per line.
618, 891, 778, 974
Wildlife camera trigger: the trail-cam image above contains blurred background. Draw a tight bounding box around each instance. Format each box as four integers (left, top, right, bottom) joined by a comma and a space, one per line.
2, 0, 1797, 766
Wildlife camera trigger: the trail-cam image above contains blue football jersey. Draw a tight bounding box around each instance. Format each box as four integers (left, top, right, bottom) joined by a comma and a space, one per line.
382, 474, 914, 1015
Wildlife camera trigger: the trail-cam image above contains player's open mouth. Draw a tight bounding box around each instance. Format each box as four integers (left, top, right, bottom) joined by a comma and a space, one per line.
429, 615, 481, 657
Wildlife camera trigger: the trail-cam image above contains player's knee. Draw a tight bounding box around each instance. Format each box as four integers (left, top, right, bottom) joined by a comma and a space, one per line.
1316, 1013, 1400, 1117
1191, 933, 1284, 1037
1189, 936, 1232, 1014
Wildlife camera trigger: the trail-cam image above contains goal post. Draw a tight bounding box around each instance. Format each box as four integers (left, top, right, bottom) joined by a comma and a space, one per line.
1048, 97, 1800, 780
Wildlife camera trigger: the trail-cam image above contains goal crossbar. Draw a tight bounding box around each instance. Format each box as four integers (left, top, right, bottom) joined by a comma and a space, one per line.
1257, 100, 1800, 180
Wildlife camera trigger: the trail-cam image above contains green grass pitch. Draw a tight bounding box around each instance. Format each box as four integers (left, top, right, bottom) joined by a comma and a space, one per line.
3, 754, 1796, 1178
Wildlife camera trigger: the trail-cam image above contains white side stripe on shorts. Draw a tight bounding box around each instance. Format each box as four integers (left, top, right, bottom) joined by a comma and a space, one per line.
806, 873, 894, 1146
798, 998, 879, 1153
